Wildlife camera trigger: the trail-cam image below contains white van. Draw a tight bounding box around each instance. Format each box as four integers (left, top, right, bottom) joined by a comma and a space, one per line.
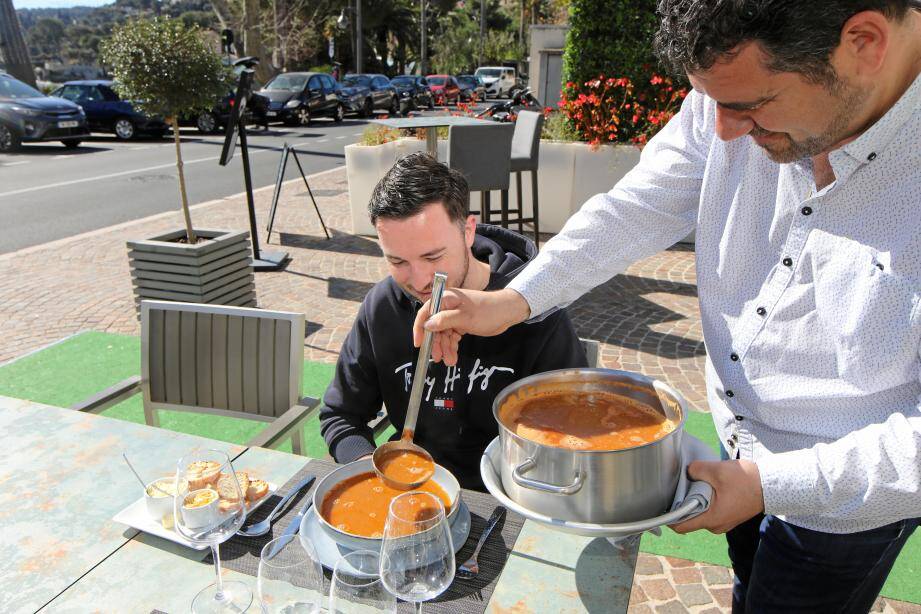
474, 66, 517, 98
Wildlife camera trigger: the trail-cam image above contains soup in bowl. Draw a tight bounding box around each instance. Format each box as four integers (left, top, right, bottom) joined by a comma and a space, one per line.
312, 458, 461, 552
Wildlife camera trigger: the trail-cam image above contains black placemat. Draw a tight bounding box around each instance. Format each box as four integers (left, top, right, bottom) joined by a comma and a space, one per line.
217, 459, 525, 613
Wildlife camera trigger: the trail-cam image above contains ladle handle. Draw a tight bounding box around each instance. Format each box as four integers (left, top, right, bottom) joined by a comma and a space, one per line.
403, 272, 448, 439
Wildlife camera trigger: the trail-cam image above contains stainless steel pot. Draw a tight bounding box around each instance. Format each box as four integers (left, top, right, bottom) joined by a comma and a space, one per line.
492, 368, 687, 524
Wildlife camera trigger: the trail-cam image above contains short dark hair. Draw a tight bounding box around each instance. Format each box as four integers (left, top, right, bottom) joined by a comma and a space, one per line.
369, 152, 470, 225
654, 1, 914, 84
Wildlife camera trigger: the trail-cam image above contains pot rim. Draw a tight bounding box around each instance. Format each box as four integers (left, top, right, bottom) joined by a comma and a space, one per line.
492, 367, 688, 455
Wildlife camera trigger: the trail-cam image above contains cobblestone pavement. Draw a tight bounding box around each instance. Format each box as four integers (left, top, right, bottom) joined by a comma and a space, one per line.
1, 167, 918, 614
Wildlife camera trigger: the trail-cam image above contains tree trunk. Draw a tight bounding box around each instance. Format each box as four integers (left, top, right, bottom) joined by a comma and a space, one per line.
171, 117, 197, 244
0, 0, 37, 87
243, 0, 275, 83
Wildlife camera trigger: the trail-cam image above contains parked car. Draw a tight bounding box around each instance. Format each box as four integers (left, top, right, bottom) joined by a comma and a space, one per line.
342, 74, 403, 116
425, 75, 461, 106
0, 71, 89, 152
258, 72, 344, 126
390, 75, 434, 110
456, 74, 486, 102
336, 77, 370, 117
190, 88, 270, 134
52, 80, 167, 140
475, 66, 517, 98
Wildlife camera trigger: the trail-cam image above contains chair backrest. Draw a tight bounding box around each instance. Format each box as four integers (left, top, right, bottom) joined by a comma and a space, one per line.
580, 338, 601, 368
511, 110, 544, 167
140, 300, 305, 420
447, 123, 514, 192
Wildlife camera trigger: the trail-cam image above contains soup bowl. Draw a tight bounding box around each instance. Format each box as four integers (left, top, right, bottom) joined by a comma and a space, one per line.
312, 458, 461, 552
493, 368, 687, 524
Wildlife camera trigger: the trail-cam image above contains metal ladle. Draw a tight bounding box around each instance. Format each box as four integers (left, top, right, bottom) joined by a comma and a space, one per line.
373, 272, 448, 490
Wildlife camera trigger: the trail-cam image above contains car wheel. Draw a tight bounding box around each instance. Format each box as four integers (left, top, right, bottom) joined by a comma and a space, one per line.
0, 124, 20, 152
361, 98, 373, 118
114, 117, 136, 140
61, 139, 81, 149
390, 96, 400, 116
334, 103, 344, 123
297, 107, 311, 126
196, 111, 218, 134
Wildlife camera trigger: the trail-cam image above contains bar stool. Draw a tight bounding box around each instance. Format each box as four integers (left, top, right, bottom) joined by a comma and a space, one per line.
508, 110, 544, 244
447, 123, 515, 225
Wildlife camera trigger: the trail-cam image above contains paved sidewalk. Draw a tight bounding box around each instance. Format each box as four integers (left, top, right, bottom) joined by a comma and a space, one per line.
0, 166, 917, 614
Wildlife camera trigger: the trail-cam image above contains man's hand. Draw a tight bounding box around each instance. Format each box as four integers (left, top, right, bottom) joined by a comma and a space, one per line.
412, 288, 531, 366
670, 459, 765, 535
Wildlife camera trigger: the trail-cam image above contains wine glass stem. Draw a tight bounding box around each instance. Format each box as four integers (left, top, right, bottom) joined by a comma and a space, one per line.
211, 543, 226, 601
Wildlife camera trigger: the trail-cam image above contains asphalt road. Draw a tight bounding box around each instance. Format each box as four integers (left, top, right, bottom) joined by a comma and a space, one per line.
0, 101, 494, 254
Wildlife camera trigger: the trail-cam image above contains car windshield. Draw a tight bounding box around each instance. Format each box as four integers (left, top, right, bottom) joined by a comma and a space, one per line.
457, 76, 476, 87
0, 74, 43, 99
391, 77, 414, 86
264, 75, 307, 91
475, 68, 501, 78
426, 76, 445, 86
343, 75, 370, 87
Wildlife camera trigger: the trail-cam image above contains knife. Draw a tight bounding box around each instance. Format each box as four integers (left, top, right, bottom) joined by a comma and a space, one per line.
267, 497, 314, 558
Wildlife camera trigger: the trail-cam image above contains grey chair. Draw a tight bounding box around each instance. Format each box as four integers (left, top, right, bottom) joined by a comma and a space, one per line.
508, 110, 544, 244
72, 300, 318, 454
447, 123, 515, 226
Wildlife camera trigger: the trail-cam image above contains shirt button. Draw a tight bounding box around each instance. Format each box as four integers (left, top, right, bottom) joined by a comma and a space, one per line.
782, 257, 793, 267
725, 389, 734, 398
867, 152, 877, 161
801, 206, 813, 216
735, 415, 744, 421
730, 353, 739, 361
756, 307, 767, 316
726, 438, 735, 448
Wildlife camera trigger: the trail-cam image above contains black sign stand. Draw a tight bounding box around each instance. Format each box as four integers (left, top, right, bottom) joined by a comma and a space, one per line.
219, 68, 288, 271
266, 143, 331, 244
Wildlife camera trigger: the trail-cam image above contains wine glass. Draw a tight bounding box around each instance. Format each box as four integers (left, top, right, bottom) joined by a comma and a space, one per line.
329, 550, 396, 614
174, 449, 252, 613
258, 534, 325, 613
379, 491, 455, 613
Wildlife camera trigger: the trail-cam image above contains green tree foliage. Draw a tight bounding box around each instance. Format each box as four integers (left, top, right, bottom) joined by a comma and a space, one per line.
100, 17, 231, 243
561, 0, 660, 89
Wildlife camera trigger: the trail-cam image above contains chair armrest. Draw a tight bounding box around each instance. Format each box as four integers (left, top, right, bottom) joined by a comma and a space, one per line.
71, 376, 142, 414
248, 396, 320, 450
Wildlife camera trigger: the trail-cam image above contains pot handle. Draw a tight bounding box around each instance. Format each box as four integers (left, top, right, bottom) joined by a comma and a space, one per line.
512, 457, 584, 495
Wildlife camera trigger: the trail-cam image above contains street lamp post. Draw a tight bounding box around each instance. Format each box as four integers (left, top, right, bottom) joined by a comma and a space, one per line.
337, 1, 363, 74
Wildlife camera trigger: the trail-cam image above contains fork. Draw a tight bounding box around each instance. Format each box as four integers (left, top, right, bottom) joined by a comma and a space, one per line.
457, 506, 507, 579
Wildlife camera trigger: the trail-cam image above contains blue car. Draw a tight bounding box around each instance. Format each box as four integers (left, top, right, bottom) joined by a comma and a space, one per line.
52, 80, 168, 140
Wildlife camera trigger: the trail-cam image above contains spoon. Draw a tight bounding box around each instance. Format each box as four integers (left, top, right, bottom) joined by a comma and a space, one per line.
123, 452, 169, 496
373, 272, 448, 490
237, 474, 315, 538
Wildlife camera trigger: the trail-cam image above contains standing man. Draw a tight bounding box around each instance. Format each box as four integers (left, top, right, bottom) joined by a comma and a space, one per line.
416, 2, 921, 611
320, 153, 587, 490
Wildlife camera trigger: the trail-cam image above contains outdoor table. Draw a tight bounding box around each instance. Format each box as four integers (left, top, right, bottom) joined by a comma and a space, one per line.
0, 395, 639, 613
371, 115, 497, 160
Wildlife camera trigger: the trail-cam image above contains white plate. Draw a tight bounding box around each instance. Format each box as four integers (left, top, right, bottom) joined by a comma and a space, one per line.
480, 438, 703, 538
113, 482, 277, 550
300, 499, 472, 572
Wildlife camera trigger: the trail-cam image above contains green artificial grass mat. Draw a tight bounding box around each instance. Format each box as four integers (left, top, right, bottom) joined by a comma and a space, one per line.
0, 331, 917, 602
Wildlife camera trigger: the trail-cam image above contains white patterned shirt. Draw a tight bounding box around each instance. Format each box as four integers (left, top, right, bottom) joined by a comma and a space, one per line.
509, 76, 921, 533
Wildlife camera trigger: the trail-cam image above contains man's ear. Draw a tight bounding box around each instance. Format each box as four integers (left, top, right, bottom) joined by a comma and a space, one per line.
464, 215, 477, 247
835, 10, 890, 77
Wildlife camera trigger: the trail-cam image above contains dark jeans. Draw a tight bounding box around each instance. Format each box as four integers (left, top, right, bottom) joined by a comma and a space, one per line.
720, 450, 919, 612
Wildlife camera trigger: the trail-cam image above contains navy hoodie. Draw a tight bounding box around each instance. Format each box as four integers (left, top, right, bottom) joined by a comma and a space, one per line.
319, 225, 587, 489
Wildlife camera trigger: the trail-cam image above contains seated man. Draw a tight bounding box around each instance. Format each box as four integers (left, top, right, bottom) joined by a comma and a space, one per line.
320, 152, 588, 489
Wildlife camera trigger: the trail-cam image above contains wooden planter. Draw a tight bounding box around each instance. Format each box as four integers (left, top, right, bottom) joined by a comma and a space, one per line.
127, 229, 256, 314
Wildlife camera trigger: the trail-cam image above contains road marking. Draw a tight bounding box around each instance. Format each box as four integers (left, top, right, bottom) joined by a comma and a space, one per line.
130, 146, 151, 150
0, 149, 272, 199
1, 160, 29, 167
316, 139, 329, 143
352, 132, 362, 136
52, 154, 71, 159
335, 135, 346, 139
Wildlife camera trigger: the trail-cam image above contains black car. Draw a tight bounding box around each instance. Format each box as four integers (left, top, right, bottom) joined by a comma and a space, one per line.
191, 89, 270, 134
0, 71, 89, 152
390, 75, 434, 111
342, 74, 406, 116
52, 80, 168, 140
259, 72, 344, 126
457, 75, 487, 102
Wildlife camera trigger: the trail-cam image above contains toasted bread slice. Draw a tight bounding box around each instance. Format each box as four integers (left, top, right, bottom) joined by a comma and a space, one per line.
246, 479, 269, 502
216, 472, 248, 502
186, 461, 221, 490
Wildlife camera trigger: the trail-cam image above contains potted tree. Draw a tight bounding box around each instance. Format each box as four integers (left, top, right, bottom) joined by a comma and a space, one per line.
101, 17, 257, 310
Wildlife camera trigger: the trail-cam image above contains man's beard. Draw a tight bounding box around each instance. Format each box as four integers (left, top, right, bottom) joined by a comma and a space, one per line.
753, 80, 869, 163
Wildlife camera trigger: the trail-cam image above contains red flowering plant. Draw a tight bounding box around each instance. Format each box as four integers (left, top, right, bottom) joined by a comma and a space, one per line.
558, 74, 688, 148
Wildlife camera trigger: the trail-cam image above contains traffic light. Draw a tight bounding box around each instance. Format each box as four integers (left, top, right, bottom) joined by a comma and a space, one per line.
221, 29, 234, 55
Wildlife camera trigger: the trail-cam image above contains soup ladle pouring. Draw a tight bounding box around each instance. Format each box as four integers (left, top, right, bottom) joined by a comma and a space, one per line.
373, 272, 448, 491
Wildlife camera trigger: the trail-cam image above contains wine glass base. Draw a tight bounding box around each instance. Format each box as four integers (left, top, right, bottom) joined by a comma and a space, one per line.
191, 580, 253, 614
